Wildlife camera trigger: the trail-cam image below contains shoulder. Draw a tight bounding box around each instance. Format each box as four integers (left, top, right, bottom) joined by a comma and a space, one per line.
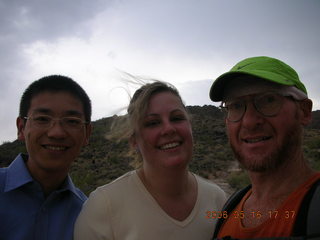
87, 171, 137, 203
77, 171, 137, 222
0, 154, 25, 193
74, 172, 131, 240
96, 171, 135, 193
194, 173, 227, 205
194, 174, 225, 194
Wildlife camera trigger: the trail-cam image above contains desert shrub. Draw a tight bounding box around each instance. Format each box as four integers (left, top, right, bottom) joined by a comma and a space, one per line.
227, 171, 250, 190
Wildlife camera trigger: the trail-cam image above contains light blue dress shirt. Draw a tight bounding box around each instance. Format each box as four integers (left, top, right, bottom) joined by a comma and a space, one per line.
0, 154, 87, 240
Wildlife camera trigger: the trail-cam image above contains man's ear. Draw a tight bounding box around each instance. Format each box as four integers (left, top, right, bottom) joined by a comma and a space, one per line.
16, 117, 26, 141
83, 124, 93, 146
298, 99, 313, 126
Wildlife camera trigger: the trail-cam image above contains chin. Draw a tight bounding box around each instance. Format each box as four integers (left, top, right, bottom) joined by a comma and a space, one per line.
164, 158, 189, 169
237, 151, 285, 172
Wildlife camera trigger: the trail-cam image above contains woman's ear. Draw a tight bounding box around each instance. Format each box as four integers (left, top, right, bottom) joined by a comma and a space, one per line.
16, 117, 26, 141
129, 134, 138, 150
298, 99, 313, 126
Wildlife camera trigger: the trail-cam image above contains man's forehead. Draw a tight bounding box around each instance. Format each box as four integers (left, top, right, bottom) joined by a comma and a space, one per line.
222, 77, 281, 101
28, 91, 85, 116
222, 76, 308, 101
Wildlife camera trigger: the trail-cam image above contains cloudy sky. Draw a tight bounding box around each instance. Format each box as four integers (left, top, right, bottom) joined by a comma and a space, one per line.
1, 0, 319, 143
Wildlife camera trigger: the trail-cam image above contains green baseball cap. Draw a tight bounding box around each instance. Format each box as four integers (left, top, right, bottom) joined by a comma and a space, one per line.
209, 56, 307, 102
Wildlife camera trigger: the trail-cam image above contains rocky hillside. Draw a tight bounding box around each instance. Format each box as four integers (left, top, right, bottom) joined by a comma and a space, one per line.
1, 105, 319, 196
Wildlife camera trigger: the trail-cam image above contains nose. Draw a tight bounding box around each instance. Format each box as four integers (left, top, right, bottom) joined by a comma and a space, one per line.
241, 101, 264, 129
161, 120, 176, 136
46, 120, 67, 138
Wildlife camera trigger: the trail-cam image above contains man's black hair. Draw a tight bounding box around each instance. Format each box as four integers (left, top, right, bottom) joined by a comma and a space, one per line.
19, 75, 92, 122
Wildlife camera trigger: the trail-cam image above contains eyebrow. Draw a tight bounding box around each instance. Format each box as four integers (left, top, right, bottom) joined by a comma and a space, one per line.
31, 108, 84, 117
146, 109, 185, 117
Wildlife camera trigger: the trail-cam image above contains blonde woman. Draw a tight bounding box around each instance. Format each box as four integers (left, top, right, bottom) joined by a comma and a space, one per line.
74, 81, 226, 240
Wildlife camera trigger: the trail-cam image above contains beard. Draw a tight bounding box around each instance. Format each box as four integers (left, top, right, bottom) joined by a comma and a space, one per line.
230, 120, 303, 173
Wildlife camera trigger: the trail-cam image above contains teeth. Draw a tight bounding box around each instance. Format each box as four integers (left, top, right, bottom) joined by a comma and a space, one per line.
160, 142, 180, 150
245, 137, 269, 143
45, 145, 67, 151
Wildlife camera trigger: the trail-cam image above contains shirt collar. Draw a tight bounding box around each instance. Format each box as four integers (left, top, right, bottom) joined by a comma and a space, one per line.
60, 174, 86, 200
4, 154, 33, 192
5, 154, 84, 200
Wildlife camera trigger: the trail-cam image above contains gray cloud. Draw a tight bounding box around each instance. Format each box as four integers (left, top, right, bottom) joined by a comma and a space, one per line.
0, 0, 319, 143
0, 0, 113, 143
0, 0, 110, 40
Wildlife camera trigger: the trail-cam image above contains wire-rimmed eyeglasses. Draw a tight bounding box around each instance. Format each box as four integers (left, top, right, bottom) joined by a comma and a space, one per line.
23, 115, 88, 130
220, 92, 290, 122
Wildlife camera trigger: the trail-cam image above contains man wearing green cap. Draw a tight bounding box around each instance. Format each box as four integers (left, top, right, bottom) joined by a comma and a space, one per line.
210, 56, 320, 239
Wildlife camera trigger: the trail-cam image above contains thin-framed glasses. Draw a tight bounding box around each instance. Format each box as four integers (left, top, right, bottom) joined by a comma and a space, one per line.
24, 115, 88, 130
220, 92, 288, 122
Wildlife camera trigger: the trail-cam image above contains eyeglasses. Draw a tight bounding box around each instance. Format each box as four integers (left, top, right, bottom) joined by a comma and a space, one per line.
24, 115, 88, 130
221, 92, 290, 122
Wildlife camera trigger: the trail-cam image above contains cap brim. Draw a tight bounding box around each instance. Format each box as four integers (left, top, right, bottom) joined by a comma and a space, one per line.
209, 72, 249, 102
209, 70, 297, 102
